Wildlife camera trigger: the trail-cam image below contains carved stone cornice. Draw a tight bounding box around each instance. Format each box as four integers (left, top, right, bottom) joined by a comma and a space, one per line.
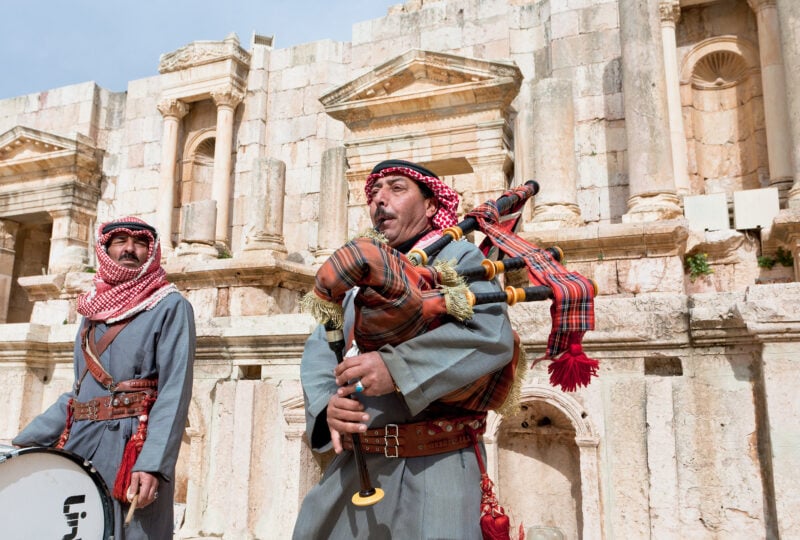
159, 33, 251, 74
211, 88, 245, 109
157, 98, 190, 119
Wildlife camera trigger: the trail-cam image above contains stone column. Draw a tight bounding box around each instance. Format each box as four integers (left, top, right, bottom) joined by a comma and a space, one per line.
211, 89, 244, 248
645, 377, 679, 539
749, 0, 795, 202
527, 78, 583, 230
760, 340, 800, 536
0, 220, 19, 323
577, 440, 603, 540
619, 0, 682, 222
315, 147, 348, 263
156, 99, 189, 251
465, 154, 511, 208
776, 0, 800, 207
659, 1, 691, 197
47, 209, 92, 274
244, 157, 287, 253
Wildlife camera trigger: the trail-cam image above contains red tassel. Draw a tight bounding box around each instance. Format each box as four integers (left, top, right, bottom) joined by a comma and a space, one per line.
547, 337, 599, 392
113, 412, 150, 502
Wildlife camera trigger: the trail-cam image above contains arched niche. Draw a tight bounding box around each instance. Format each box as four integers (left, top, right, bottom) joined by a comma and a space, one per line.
486, 385, 602, 540
679, 36, 766, 195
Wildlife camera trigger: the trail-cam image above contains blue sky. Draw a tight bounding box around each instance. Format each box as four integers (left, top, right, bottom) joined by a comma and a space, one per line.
0, 0, 399, 99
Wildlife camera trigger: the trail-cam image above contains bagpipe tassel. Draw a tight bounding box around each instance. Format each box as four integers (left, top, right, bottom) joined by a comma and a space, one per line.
546, 334, 599, 393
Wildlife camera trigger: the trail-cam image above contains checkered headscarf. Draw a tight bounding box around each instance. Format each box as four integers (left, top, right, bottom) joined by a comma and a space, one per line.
77, 217, 177, 323
365, 159, 459, 230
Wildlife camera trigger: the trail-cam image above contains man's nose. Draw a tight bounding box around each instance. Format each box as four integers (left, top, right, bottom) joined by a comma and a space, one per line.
372, 188, 388, 206
121, 238, 137, 251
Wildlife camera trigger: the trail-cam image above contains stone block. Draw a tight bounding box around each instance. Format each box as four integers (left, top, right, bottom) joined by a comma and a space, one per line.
508, 26, 547, 55
421, 24, 463, 50
551, 10, 580, 39
579, 2, 619, 33
733, 188, 780, 230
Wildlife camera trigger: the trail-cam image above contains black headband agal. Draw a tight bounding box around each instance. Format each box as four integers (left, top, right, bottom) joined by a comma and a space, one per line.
101, 221, 157, 237
370, 159, 439, 179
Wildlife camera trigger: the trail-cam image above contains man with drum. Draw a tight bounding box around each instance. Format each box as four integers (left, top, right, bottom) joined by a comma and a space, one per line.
14, 216, 195, 539
293, 160, 517, 539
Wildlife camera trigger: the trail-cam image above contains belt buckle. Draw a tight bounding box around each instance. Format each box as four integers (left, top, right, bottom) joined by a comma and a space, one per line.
87, 402, 98, 421
384, 424, 399, 458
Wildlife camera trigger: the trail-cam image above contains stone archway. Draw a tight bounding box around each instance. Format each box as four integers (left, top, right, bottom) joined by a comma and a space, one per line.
485, 385, 602, 540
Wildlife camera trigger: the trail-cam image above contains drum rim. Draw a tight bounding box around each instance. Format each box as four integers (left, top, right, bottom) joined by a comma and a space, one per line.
2, 446, 115, 538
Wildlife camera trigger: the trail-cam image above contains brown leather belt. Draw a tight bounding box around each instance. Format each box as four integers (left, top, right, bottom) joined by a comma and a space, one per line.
71, 379, 158, 422
342, 414, 486, 458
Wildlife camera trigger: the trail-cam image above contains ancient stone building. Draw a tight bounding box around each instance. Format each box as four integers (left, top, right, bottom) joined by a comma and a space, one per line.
1, 0, 798, 538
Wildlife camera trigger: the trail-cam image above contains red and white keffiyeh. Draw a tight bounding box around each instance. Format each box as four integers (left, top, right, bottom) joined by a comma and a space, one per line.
365, 161, 460, 230
77, 217, 177, 323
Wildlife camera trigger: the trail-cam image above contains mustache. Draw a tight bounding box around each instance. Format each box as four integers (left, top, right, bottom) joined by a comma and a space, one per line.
373, 207, 395, 224
118, 252, 140, 261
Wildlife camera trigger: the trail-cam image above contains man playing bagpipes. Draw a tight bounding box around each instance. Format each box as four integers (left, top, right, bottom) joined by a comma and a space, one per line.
292, 160, 519, 539
13, 217, 196, 539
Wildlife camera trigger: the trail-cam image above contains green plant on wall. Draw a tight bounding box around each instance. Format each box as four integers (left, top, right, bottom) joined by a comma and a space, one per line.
685, 252, 713, 282
757, 247, 795, 269
775, 247, 794, 267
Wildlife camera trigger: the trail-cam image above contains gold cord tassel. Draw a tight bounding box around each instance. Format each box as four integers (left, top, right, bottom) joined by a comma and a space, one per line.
496, 346, 528, 418
300, 292, 345, 329
442, 283, 474, 322
432, 259, 464, 287
352, 229, 388, 243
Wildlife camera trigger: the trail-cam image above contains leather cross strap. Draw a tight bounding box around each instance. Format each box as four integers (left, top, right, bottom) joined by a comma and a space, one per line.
80, 320, 131, 390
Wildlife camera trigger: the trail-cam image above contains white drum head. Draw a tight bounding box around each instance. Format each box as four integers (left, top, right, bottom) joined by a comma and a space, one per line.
0, 447, 114, 539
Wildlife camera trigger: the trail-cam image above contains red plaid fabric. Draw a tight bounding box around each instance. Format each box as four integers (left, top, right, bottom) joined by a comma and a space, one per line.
365, 166, 459, 229
311, 235, 520, 411
77, 217, 177, 323
312, 237, 449, 352
466, 185, 597, 390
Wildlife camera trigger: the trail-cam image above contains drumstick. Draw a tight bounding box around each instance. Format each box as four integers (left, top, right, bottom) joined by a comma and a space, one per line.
125, 494, 139, 526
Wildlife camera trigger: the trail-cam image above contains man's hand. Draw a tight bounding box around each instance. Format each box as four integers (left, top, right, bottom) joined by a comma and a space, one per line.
334, 351, 395, 397
127, 471, 160, 508
326, 394, 369, 453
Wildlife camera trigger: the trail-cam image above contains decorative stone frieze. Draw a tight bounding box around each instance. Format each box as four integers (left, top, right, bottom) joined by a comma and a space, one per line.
159, 33, 251, 74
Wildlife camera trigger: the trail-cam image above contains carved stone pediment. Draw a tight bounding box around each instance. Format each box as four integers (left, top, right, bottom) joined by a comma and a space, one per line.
158, 33, 251, 103
320, 49, 523, 129
0, 126, 101, 217
159, 32, 251, 74
0, 126, 99, 181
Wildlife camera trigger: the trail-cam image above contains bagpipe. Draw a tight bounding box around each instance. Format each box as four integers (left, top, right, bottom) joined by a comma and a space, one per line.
302, 180, 598, 510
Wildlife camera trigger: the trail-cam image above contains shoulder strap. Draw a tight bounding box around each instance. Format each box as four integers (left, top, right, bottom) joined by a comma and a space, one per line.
80, 319, 132, 390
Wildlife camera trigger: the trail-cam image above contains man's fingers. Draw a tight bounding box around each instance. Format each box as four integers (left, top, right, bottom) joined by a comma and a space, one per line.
330, 429, 343, 454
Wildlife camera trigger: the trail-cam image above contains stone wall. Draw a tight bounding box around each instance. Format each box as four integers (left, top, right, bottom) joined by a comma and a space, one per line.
1, 0, 799, 538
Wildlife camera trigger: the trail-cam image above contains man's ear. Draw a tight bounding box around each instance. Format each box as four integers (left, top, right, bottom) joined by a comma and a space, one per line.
425, 198, 438, 219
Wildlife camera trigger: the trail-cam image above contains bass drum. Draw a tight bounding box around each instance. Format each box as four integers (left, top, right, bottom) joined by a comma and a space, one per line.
0, 446, 114, 539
